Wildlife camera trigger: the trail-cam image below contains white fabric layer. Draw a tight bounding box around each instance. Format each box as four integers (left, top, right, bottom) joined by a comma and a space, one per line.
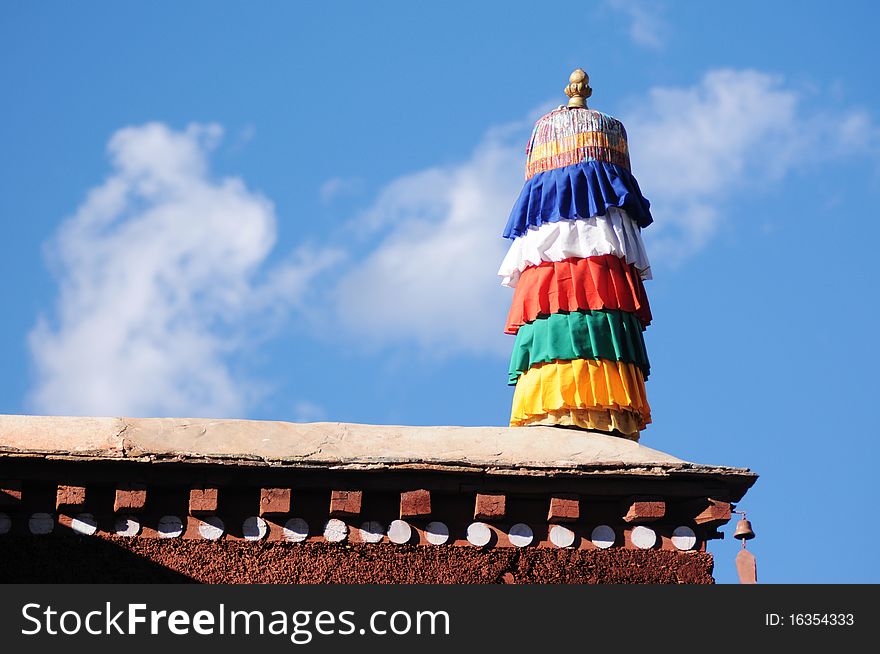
497, 208, 652, 287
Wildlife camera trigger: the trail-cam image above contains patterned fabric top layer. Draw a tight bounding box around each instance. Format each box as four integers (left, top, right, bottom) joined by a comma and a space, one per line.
526, 107, 630, 180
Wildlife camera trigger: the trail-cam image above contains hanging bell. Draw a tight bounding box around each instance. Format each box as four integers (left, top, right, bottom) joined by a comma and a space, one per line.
734, 516, 755, 541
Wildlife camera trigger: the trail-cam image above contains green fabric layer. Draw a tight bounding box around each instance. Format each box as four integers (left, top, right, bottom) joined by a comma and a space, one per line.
508, 309, 650, 385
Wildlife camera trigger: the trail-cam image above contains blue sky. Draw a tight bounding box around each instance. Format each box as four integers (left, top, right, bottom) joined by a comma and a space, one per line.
2, 1, 879, 583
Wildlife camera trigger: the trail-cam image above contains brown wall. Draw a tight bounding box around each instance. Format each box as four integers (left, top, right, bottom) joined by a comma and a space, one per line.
0, 535, 714, 584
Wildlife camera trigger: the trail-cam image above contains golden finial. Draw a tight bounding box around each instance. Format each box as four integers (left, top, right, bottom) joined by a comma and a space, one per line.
564, 68, 592, 109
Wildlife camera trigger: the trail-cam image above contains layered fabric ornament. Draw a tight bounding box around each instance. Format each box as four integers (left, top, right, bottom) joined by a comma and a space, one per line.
500, 78, 656, 440
504, 255, 652, 334
508, 309, 650, 384
497, 208, 651, 287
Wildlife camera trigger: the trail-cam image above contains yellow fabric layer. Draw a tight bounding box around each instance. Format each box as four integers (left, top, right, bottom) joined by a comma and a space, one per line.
528, 130, 629, 161
510, 358, 651, 426
513, 407, 643, 439
526, 131, 631, 178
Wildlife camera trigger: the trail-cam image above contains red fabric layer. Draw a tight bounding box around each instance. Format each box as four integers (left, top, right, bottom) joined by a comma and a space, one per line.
505, 255, 652, 334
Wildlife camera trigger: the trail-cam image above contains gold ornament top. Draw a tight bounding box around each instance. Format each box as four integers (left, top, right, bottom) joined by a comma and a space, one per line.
564, 68, 592, 109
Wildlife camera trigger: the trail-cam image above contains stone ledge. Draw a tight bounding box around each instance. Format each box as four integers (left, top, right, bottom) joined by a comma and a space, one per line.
0, 415, 756, 488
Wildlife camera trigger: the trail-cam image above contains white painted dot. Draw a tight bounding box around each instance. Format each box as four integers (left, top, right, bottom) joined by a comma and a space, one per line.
323, 518, 348, 543
387, 519, 412, 544
466, 522, 492, 547
508, 523, 534, 548
359, 520, 384, 543
71, 513, 98, 536
549, 524, 576, 548
631, 525, 657, 549
158, 515, 184, 539
591, 525, 616, 549
243, 516, 268, 541
198, 516, 225, 541
114, 515, 140, 537
29, 512, 54, 535
672, 526, 697, 551
425, 521, 449, 545
0, 512, 11, 535
283, 518, 309, 542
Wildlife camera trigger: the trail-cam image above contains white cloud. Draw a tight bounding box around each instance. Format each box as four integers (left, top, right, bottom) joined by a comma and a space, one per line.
334, 128, 525, 355
291, 400, 326, 422
319, 176, 362, 203
606, 0, 666, 49
622, 69, 878, 262
29, 122, 338, 418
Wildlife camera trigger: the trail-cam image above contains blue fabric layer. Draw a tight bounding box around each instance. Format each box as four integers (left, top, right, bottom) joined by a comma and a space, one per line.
503, 161, 653, 239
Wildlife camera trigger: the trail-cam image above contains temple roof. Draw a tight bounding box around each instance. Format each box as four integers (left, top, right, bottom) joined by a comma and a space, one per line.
0, 415, 756, 498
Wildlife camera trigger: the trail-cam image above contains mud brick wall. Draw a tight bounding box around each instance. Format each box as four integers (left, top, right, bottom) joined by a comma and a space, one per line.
0, 536, 715, 584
